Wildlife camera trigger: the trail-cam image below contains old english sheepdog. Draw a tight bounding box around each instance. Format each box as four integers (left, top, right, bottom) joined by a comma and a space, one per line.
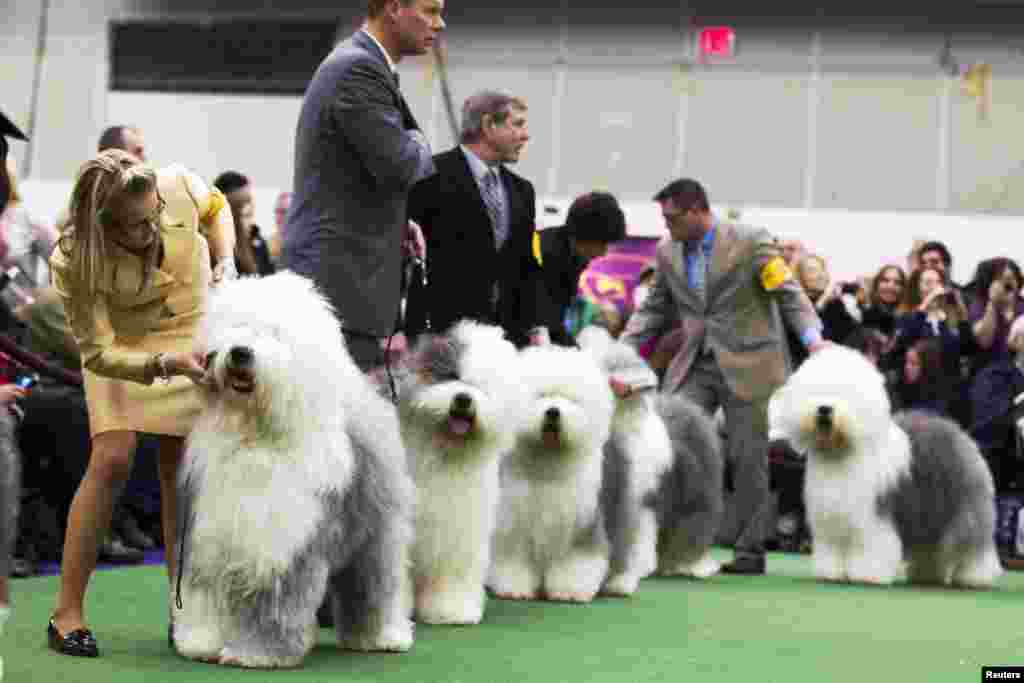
395, 321, 527, 625
769, 345, 1001, 588
578, 327, 723, 597
172, 272, 415, 668
489, 343, 613, 603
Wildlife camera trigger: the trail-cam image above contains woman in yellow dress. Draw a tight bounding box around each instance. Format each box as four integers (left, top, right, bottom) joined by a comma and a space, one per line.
46, 149, 236, 657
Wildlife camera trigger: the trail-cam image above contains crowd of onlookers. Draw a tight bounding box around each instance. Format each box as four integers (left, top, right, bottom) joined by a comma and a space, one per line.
3, 123, 1024, 576
563, 235, 1024, 555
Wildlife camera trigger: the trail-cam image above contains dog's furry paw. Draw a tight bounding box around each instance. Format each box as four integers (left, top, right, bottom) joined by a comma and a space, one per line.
490, 590, 537, 601
340, 622, 414, 653
545, 590, 596, 604
600, 573, 640, 597
218, 648, 304, 669
173, 626, 225, 663
416, 604, 483, 626
660, 554, 721, 579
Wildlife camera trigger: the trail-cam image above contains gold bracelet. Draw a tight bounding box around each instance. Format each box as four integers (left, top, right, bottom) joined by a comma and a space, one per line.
153, 352, 171, 384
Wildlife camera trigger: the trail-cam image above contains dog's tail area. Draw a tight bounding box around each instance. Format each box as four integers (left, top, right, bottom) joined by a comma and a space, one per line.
653, 394, 725, 564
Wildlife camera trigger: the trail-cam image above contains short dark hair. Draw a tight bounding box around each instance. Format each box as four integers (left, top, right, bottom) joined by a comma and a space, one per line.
565, 192, 627, 243
96, 126, 128, 152
970, 257, 1023, 305
97, 125, 136, 153
653, 178, 710, 212
367, 0, 414, 19
213, 171, 250, 195
918, 240, 952, 269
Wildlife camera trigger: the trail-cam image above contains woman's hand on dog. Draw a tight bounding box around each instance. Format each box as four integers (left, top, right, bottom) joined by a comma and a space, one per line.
166, 351, 210, 384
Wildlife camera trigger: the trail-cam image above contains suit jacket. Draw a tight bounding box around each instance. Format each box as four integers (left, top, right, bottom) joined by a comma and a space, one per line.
405, 147, 541, 346
620, 222, 821, 402
50, 165, 219, 384
49, 166, 220, 437
281, 30, 434, 337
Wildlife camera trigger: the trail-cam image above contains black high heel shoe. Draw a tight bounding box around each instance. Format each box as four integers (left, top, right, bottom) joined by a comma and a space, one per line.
47, 619, 100, 657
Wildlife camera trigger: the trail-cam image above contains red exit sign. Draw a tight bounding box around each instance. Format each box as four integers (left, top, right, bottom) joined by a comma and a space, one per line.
697, 26, 736, 60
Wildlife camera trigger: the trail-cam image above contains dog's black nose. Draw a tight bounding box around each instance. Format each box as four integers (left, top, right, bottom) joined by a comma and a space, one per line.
816, 405, 833, 425
452, 392, 473, 413
229, 346, 254, 366
544, 407, 560, 421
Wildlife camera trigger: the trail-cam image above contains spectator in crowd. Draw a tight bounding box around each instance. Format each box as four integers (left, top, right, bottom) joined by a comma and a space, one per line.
794, 253, 862, 346
268, 190, 292, 263
0, 106, 28, 646
780, 238, 806, 267
967, 257, 1024, 490
213, 171, 275, 276
620, 178, 825, 576
906, 238, 925, 276
281, 0, 442, 371
888, 337, 954, 417
842, 325, 890, 367
404, 91, 545, 347
0, 155, 57, 321
917, 239, 972, 307
884, 265, 974, 379
46, 150, 235, 657
535, 191, 628, 346
97, 125, 146, 162
860, 264, 906, 338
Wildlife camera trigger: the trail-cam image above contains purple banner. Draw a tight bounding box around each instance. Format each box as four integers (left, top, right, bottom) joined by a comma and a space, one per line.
577, 237, 660, 314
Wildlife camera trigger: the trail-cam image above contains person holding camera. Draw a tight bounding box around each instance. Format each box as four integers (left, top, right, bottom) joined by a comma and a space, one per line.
966, 257, 1024, 490
881, 265, 977, 391
46, 149, 236, 657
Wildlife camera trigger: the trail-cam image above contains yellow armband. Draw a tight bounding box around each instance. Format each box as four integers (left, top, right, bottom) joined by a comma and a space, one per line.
760, 256, 792, 291
532, 232, 543, 266
201, 188, 228, 225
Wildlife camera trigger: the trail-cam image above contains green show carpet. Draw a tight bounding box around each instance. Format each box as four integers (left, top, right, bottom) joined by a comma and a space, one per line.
6, 549, 1024, 682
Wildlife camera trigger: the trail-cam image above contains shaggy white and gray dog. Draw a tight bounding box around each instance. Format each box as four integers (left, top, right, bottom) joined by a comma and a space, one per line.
769, 345, 1001, 588
578, 327, 723, 597
172, 272, 415, 668
395, 321, 526, 625
489, 343, 613, 603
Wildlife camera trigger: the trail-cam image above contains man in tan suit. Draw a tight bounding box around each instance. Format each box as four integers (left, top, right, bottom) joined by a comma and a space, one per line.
620, 178, 826, 575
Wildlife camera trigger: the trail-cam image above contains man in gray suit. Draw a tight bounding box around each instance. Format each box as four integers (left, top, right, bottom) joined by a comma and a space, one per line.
620, 178, 826, 575
281, 0, 445, 371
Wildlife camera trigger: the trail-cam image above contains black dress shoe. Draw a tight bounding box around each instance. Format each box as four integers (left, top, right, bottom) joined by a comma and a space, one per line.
11, 556, 35, 578
721, 555, 766, 575
48, 619, 100, 657
98, 535, 144, 564
115, 512, 156, 551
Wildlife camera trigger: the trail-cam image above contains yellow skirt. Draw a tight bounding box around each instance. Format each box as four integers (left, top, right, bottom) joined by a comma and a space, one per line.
83, 327, 203, 438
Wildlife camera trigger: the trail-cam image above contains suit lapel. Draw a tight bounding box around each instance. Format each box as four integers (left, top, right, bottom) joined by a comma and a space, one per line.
497, 167, 522, 242
352, 31, 420, 131
450, 150, 496, 248
706, 222, 737, 303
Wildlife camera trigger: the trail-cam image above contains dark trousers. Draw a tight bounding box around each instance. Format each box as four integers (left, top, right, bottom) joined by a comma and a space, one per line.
343, 330, 384, 373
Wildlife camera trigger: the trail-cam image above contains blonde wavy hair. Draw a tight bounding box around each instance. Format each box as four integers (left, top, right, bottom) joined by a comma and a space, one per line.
58, 149, 161, 295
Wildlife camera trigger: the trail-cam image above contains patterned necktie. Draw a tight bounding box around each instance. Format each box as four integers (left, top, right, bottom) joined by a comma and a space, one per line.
687, 241, 707, 303
481, 169, 508, 249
